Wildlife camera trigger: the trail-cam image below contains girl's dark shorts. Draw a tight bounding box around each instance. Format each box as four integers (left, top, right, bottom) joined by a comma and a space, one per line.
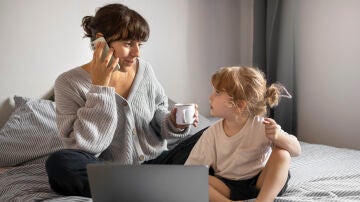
217, 171, 291, 201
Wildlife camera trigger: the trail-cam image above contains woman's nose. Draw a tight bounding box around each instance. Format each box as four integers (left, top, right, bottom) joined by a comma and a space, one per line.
131, 44, 140, 57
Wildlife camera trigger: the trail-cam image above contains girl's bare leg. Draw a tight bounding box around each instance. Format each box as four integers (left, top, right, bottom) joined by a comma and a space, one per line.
255, 147, 291, 202
209, 175, 232, 202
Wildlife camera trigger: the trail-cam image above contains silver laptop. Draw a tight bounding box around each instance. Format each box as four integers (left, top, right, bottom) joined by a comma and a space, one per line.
87, 163, 209, 202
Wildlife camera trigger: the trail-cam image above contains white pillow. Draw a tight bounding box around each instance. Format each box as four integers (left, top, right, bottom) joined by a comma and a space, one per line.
0, 96, 63, 166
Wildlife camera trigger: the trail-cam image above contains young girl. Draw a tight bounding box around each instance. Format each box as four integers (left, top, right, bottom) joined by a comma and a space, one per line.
185, 66, 301, 202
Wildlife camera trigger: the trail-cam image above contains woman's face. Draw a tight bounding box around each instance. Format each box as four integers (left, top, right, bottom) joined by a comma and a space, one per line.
110, 40, 143, 68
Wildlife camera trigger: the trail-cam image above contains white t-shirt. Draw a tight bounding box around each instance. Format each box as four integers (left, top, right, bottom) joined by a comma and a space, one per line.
186, 116, 282, 180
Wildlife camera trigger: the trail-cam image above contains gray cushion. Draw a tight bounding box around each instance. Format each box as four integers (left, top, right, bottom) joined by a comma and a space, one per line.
0, 96, 63, 166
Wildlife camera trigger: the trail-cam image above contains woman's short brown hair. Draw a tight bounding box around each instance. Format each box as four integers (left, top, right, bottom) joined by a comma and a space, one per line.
81, 3, 150, 43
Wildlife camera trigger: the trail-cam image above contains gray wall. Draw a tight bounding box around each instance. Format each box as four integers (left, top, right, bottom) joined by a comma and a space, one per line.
295, 0, 360, 150
1, 0, 359, 150
0, 0, 251, 127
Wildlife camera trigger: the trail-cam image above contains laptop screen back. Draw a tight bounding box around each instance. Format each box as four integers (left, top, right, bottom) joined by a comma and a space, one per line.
87, 163, 209, 202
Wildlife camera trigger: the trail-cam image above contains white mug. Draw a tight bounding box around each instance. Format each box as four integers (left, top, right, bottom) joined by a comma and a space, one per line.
174, 104, 196, 125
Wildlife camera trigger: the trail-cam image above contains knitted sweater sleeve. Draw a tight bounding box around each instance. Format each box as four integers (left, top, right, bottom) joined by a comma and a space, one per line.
54, 71, 117, 154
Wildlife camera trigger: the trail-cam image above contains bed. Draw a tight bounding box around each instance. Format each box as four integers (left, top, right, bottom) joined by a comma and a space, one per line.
1, 96, 359, 202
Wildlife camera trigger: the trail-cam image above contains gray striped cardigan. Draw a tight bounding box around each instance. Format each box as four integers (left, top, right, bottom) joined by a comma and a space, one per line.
54, 58, 190, 164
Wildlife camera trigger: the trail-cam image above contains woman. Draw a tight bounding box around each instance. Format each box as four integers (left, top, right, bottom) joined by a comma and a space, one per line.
46, 3, 199, 197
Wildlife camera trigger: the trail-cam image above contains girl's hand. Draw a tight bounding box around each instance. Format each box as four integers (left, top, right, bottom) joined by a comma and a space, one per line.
90, 42, 119, 86
170, 104, 199, 129
263, 117, 280, 141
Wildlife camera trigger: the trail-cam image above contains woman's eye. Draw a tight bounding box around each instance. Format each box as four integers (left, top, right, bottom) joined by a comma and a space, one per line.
132, 42, 143, 48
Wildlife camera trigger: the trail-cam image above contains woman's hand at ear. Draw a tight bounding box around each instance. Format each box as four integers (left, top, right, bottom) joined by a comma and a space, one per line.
90, 41, 119, 86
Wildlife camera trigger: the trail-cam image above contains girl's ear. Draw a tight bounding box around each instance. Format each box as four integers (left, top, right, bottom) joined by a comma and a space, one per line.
226, 102, 234, 108
235, 100, 247, 111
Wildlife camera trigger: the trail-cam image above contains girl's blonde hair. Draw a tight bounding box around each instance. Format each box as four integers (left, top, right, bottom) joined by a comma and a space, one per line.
211, 66, 287, 117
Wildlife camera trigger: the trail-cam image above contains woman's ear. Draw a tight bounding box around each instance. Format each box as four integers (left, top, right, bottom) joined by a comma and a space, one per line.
95, 32, 104, 39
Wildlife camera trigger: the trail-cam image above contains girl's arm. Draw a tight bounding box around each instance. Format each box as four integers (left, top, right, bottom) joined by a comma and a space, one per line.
263, 118, 301, 157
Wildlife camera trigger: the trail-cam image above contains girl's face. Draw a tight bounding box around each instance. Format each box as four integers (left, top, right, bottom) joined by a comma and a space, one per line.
209, 87, 235, 118
110, 40, 143, 68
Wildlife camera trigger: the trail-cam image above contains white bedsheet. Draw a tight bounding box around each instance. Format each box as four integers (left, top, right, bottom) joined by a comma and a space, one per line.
274, 142, 360, 202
